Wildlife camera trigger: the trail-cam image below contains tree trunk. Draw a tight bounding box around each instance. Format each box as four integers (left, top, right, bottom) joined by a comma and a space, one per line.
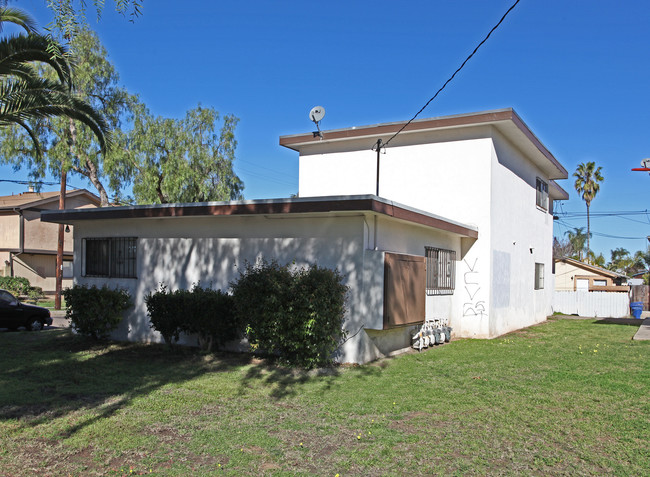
84, 157, 110, 206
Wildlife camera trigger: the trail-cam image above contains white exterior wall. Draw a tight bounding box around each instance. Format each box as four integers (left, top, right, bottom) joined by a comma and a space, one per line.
298, 126, 557, 338
73, 215, 381, 363
72, 213, 463, 363
71, 210, 464, 363
488, 131, 554, 336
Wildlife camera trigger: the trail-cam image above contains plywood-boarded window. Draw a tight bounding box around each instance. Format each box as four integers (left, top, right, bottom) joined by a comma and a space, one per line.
383, 253, 425, 329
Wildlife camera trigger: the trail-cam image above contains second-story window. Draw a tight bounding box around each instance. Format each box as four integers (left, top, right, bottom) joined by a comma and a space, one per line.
536, 178, 549, 210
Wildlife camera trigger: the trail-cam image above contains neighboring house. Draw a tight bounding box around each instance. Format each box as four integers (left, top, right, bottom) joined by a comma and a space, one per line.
0, 189, 100, 293
554, 257, 629, 292
42, 108, 569, 363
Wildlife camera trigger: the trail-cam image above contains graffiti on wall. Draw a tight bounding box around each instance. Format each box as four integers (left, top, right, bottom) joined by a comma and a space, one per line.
463, 257, 487, 318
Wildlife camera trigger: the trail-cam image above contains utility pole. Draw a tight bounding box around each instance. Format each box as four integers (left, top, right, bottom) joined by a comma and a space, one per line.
631, 159, 650, 312
55, 169, 66, 310
374, 139, 383, 196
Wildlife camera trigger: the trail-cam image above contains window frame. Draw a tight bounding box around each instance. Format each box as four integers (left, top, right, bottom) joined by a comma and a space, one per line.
534, 262, 544, 290
536, 177, 549, 210
83, 237, 137, 279
425, 247, 456, 296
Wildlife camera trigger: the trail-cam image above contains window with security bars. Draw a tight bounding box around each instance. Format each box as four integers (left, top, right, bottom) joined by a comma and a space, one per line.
425, 247, 456, 295
84, 237, 137, 278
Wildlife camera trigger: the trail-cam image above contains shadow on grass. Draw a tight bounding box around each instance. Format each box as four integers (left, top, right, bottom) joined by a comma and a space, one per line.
0, 329, 379, 437
237, 359, 381, 399
593, 318, 643, 327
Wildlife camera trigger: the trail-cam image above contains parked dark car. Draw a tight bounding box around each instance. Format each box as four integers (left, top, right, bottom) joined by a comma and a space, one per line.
0, 289, 52, 331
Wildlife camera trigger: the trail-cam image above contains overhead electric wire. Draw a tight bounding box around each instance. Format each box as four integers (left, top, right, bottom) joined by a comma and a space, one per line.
382, 0, 522, 148
0, 178, 86, 191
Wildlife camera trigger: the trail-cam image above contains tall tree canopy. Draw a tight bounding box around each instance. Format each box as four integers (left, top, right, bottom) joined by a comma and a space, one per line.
1, 27, 243, 206
45, 0, 143, 40
128, 103, 243, 204
573, 162, 603, 264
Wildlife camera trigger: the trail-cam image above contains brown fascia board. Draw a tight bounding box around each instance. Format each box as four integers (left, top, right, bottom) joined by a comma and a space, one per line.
279, 108, 568, 180
41, 195, 478, 239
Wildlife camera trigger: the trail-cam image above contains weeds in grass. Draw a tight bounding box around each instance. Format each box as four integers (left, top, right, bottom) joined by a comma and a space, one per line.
0, 318, 648, 475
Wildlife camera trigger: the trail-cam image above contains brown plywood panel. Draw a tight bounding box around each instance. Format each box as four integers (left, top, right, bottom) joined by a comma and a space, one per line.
383, 253, 425, 329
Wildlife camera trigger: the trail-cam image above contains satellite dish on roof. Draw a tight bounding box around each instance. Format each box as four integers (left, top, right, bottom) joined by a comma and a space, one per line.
309, 106, 325, 139
309, 106, 325, 123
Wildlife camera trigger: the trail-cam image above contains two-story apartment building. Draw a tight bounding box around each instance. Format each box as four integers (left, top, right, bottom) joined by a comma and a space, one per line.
0, 189, 100, 293
42, 109, 568, 363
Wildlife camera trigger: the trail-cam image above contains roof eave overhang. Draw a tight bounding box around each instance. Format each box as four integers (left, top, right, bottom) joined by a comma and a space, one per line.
41, 195, 478, 239
279, 108, 568, 180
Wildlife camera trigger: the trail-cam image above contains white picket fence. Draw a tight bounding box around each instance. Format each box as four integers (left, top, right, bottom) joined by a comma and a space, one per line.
552, 291, 630, 318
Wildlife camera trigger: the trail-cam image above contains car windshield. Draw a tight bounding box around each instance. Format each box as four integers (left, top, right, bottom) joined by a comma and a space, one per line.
0, 290, 18, 305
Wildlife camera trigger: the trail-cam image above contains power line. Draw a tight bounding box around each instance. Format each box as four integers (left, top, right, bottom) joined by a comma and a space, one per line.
382, 0, 522, 148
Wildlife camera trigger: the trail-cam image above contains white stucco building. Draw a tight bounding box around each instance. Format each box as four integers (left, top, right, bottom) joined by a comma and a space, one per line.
280, 108, 569, 338
42, 108, 568, 363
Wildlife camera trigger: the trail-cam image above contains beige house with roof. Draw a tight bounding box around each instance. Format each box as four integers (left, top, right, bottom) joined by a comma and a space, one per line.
554, 257, 629, 293
0, 189, 100, 293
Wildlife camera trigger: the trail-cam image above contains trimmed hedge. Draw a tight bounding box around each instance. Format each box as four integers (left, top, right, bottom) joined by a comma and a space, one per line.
63, 285, 132, 340
231, 260, 348, 368
145, 284, 240, 351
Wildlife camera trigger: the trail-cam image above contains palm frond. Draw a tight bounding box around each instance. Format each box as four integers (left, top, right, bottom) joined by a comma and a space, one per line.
0, 34, 72, 88
0, 76, 110, 153
0, 7, 39, 34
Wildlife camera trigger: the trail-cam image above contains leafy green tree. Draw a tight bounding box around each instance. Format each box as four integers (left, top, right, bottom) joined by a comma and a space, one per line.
1, 27, 243, 206
127, 103, 244, 204
565, 227, 589, 261
573, 162, 604, 263
45, 0, 143, 40
0, 8, 109, 156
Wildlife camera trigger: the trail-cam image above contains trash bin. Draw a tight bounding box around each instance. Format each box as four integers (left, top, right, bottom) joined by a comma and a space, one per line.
630, 301, 643, 319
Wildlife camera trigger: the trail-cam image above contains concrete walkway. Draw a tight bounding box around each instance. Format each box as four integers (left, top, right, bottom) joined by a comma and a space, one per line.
633, 318, 650, 341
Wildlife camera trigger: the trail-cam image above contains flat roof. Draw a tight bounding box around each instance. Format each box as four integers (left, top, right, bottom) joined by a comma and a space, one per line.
41, 194, 478, 239
279, 108, 568, 180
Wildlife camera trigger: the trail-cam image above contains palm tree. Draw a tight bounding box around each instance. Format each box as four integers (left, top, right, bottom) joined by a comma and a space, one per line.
0, 7, 109, 153
565, 227, 589, 261
573, 162, 603, 263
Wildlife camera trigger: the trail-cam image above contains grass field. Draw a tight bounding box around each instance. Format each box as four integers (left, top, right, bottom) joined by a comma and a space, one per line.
0, 317, 648, 476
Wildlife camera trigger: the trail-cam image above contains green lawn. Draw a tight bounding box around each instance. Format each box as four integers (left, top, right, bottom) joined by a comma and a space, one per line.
0, 318, 648, 476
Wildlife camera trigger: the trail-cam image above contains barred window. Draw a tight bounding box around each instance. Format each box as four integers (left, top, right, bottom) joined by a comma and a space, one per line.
536, 177, 549, 210
425, 247, 456, 295
84, 237, 137, 278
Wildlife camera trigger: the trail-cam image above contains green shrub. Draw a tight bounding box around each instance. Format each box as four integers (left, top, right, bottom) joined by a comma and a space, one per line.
145, 284, 185, 348
0, 276, 31, 296
26, 286, 44, 304
183, 285, 240, 351
231, 259, 348, 368
145, 284, 241, 351
63, 285, 132, 340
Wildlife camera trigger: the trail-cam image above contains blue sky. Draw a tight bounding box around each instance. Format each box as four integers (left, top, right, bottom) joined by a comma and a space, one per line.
3, 0, 650, 259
